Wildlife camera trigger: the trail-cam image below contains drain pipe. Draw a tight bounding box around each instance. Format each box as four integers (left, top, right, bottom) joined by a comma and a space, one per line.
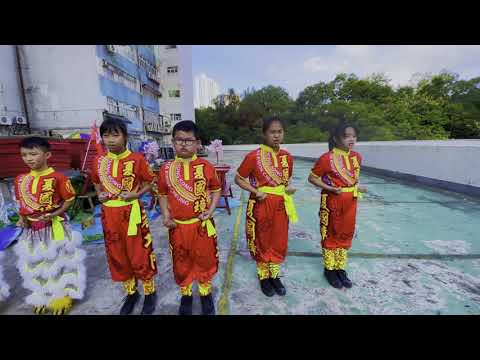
134, 45, 147, 138
14, 45, 31, 134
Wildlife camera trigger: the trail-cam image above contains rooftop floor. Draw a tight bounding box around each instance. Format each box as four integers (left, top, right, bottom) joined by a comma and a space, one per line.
1, 150, 479, 315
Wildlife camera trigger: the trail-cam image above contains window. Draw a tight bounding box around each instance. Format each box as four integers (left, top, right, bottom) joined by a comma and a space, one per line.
167, 66, 178, 74
115, 45, 137, 63
106, 97, 138, 120
142, 86, 160, 99
102, 61, 139, 92
170, 113, 182, 121
138, 56, 158, 77
119, 102, 138, 119
107, 97, 119, 114
143, 109, 157, 122
165, 45, 177, 49
168, 90, 181, 98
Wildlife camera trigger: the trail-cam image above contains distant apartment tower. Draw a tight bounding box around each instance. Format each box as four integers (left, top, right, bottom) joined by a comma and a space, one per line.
194, 73, 220, 109
154, 45, 195, 144
0, 45, 174, 146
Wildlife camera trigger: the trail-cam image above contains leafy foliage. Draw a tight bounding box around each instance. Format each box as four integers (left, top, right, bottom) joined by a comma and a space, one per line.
196, 72, 480, 144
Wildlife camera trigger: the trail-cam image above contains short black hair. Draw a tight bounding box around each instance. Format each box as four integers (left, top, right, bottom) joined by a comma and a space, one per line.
19, 136, 51, 152
172, 120, 200, 139
262, 116, 284, 133
100, 117, 128, 138
328, 122, 359, 151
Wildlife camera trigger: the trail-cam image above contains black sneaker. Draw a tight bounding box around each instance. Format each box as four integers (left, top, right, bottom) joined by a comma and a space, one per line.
178, 295, 193, 315
200, 294, 216, 315
120, 291, 140, 315
336, 270, 352, 288
269, 277, 286, 296
324, 269, 343, 289
259, 278, 275, 297
141, 292, 157, 315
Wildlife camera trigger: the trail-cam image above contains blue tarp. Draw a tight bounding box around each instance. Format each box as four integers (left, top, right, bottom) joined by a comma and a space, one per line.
217, 197, 241, 210
0, 225, 22, 250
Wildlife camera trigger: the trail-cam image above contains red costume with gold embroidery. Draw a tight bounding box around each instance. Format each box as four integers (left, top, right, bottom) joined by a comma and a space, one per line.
15, 168, 76, 218
310, 147, 363, 271
13, 167, 86, 311
236, 144, 294, 280
157, 155, 221, 295
91, 150, 157, 290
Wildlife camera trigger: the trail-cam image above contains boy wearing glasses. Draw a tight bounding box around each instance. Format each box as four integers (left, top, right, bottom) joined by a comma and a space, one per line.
157, 120, 222, 315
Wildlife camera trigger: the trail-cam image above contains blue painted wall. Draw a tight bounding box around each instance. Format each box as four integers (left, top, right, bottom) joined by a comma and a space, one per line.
95, 45, 160, 132
143, 94, 159, 112
96, 45, 138, 77
98, 76, 142, 106
138, 46, 155, 65
137, 46, 162, 96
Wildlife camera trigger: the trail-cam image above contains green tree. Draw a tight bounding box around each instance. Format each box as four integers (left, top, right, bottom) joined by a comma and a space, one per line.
196, 71, 480, 145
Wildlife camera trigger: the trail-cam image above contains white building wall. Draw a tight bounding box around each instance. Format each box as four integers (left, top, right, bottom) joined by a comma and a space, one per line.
178, 45, 194, 122
0, 45, 24, 118
155, 45, 195, 144
19, 45, 104, 131
156, 46, 182, 123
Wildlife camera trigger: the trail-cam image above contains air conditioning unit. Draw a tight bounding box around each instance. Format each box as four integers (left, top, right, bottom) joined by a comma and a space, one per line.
106, 45, 116, 53
0, 115, 12, 126
14, 115, 27, 125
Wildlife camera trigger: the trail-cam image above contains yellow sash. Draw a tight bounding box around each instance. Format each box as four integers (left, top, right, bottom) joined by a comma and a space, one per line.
258, 185, 298, 224
27, 215, 65, 241
103, 199, 142, 236
342, 185, 363, 199
173, 217, 216, 237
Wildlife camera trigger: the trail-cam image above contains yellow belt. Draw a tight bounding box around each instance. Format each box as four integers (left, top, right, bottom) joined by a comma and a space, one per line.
27, 215, 65, 241
173, 217, 216, 237
258, 185, 298, 223
342, 185, 363, 199
103, 199, 142, 236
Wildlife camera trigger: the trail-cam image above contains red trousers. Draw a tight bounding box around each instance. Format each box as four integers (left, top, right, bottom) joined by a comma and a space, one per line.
168, 220, 219, 287
319, 191, 358, 250
246, 194, 289, 264
101, 203, 157, 282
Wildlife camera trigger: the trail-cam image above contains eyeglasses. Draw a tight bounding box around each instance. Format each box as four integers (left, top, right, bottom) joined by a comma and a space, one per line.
173, 138, 197, 146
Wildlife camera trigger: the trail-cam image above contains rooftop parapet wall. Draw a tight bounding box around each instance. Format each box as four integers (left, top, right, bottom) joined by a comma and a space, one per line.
223, 140, 480, 196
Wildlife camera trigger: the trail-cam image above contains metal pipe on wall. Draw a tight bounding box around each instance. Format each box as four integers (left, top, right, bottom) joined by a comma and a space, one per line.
14, 45, 31, 134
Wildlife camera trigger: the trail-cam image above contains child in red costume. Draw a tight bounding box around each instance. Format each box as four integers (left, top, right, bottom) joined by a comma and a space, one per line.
14, 137, 86, 315
235, 117, 298, 298
158, 120, 221, 315
308, 122, 367, 289
91, 118, 157, 315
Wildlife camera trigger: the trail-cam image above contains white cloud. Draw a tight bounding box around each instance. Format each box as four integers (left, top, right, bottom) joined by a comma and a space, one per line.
302, 45, 480, 88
